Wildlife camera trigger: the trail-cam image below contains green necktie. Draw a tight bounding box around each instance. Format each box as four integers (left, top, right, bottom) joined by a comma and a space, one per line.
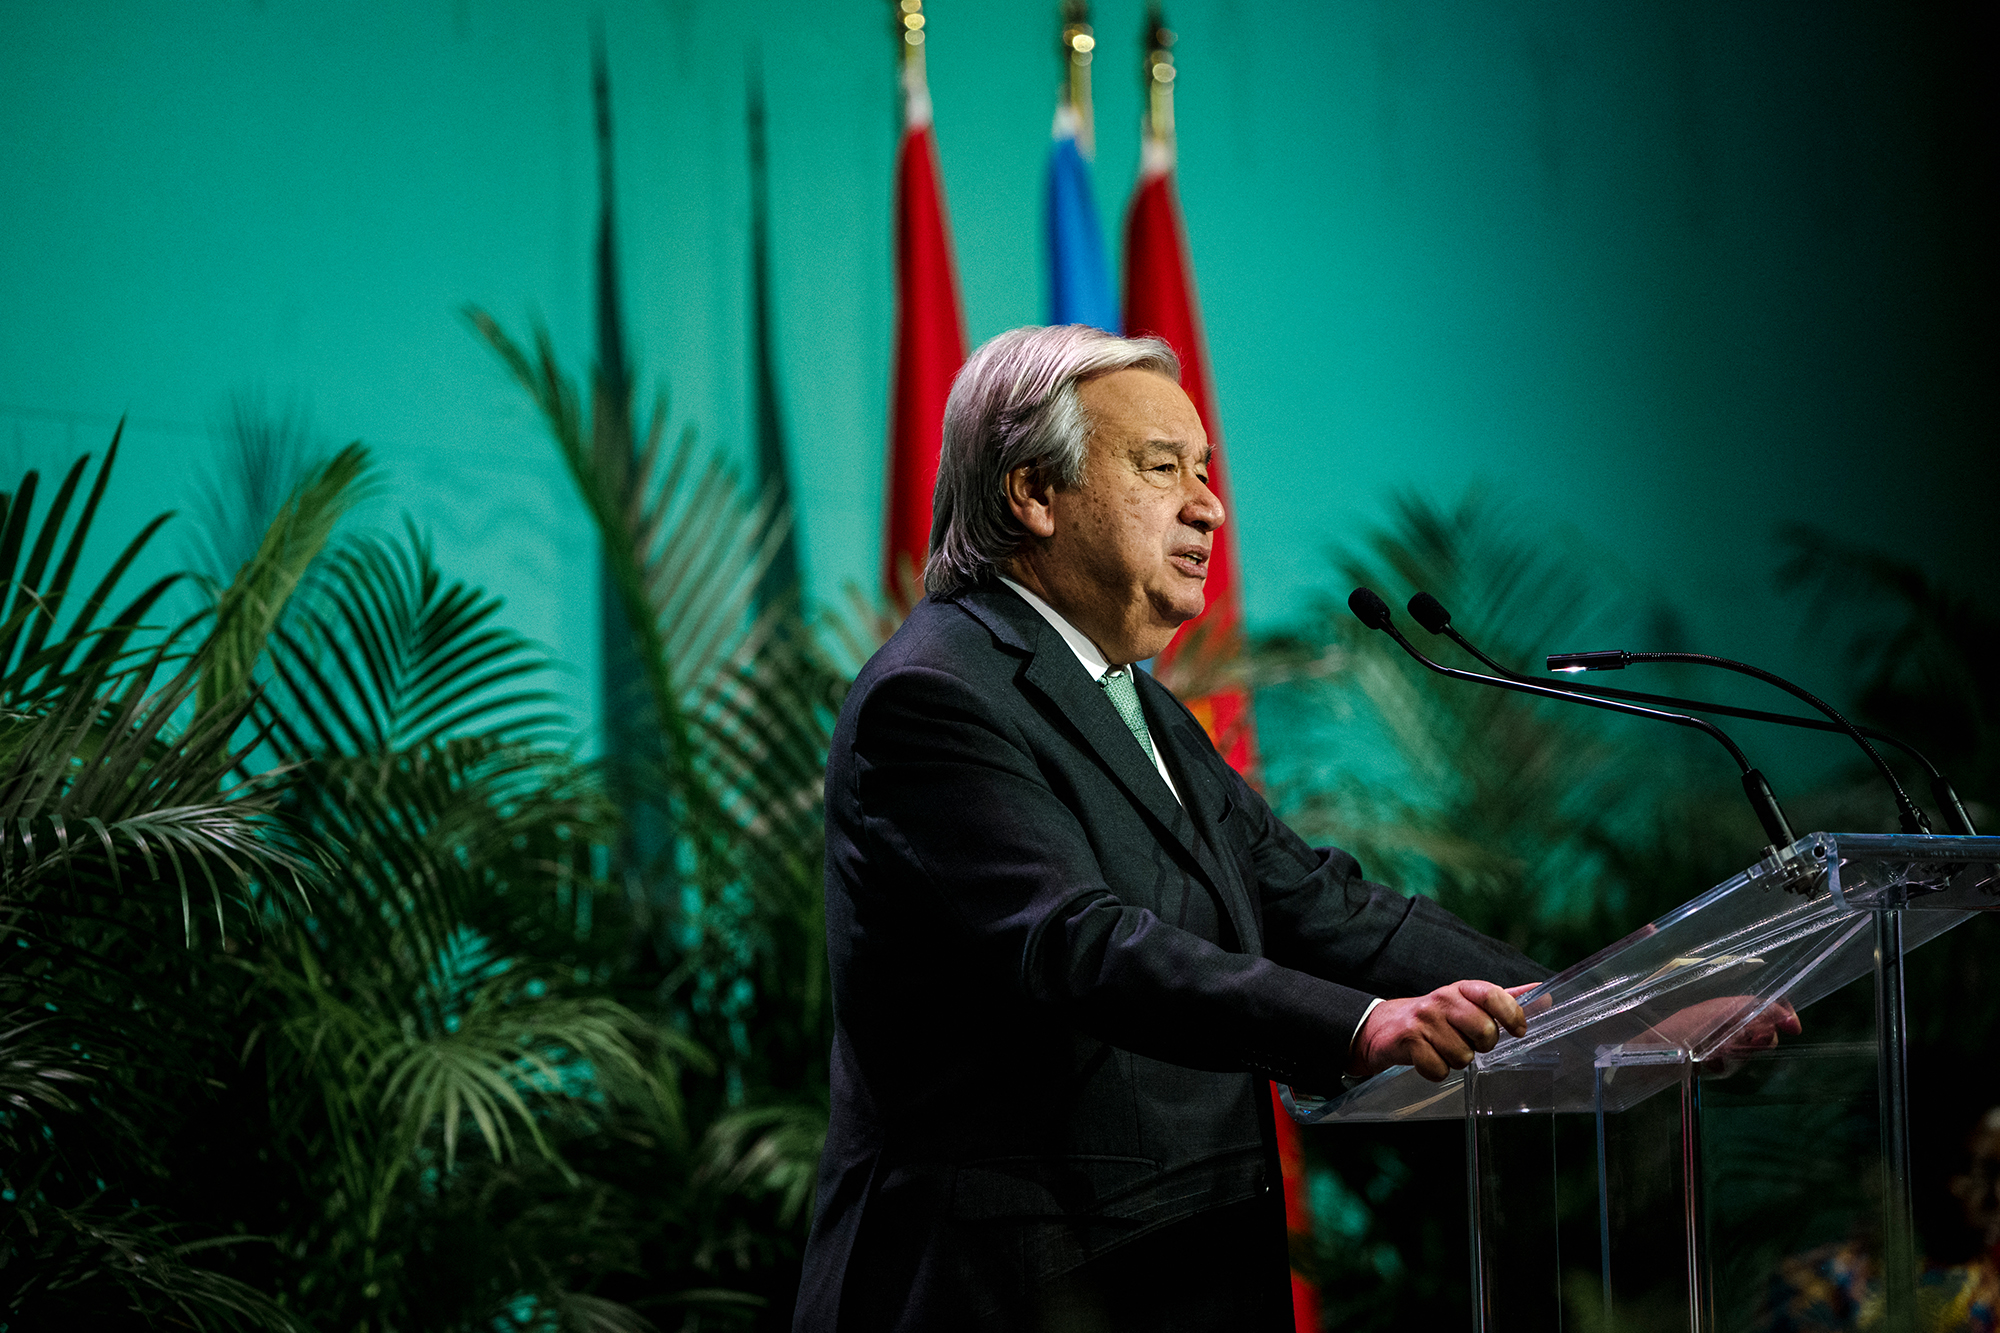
1100, 667, 1157, 763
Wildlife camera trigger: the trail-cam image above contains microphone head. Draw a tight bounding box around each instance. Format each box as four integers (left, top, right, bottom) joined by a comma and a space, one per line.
1407, 592, 1451, 634
1348, 587, 1395, 631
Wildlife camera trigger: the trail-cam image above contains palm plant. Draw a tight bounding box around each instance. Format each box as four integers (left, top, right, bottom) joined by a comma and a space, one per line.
3, 404, 829, 1329
0, 435, 320, 1329
468, 313, 841, 1256
189, 394, 836, 1327
236, 521, 715, 1330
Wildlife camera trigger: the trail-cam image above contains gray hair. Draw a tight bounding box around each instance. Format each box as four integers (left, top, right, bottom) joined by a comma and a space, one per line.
925, 325, 1180, 597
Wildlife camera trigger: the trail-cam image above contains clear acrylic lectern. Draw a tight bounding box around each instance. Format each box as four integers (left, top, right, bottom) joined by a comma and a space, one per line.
1283, 832, 2000, 1333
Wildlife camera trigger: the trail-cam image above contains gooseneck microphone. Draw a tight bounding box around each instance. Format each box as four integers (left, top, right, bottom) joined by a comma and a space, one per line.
1544, 646, 1931, 836
1405, 591, 1976, 836
1347, 588, 1798, 855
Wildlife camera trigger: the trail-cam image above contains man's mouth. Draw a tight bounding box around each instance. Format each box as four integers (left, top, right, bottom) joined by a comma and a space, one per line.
1169, 548, 1210, 577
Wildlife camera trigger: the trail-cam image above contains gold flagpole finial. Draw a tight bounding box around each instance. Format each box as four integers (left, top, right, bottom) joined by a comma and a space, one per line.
897, 0, 927, 81
1060, 0, 1096, 157
1142, 5, 1175, 148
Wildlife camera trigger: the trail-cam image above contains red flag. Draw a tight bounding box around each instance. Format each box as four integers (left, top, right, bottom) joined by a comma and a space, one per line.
885, 65, 968, 604
1122, 143, 1253, 773
1125, 126, 1321, 1333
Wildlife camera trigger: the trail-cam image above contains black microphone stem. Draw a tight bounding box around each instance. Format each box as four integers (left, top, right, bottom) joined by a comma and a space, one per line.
1407, 592, 1975, 836
1347, 589, 1797, 854
1548, 647, 1930, 836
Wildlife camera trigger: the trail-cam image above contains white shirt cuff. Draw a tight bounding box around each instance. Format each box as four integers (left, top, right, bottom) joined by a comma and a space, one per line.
1339, 997, 1386, 1089
1348, 996, 1385, 1056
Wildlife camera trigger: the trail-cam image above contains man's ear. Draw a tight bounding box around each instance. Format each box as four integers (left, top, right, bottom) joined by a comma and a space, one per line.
1004, 463, 1058, 539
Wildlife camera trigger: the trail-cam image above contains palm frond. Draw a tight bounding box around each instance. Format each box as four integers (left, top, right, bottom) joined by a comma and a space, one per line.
647, 1288, 768, 1322
197, 441, 372, 715
0, 426, 182, 706
377, 993, 652, 1168
549, 1290, 665, 1333
270, 734, 607, 996
272, 937, 696, 1175
819, 582, 903, 680
0, 1013, 92, 1123
185, 394, 334, 588
472, 316, 718, 743
2, 1205, 308, 1332
468, 312, 836, 823
259, 523, 561, 760
696, 1101, 827, 1227
0, 654, 318, 943
694, 611, 841, 869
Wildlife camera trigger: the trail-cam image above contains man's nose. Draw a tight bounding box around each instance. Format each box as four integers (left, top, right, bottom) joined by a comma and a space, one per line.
1183, 478, 1225, 532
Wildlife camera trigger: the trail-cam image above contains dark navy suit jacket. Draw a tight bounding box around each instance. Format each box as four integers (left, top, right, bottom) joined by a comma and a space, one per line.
793, 583, 1545, 1330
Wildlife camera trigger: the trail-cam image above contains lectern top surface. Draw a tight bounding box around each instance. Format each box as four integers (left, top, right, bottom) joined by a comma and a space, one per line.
1286, 832, 1999, 1124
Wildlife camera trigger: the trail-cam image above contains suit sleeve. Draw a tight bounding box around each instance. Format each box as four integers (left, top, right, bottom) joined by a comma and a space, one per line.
1219, 763, 1553, 997
847, 663, 1373, 1088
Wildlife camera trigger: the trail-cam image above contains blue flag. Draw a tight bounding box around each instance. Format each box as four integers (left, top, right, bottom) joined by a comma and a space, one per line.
1045, 114, 1119, 332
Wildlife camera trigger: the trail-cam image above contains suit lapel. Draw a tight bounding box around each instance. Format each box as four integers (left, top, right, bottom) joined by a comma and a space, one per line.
1019, 645, 1193, 846
1142, 677, 1261, 954
954, 585, 1258, 950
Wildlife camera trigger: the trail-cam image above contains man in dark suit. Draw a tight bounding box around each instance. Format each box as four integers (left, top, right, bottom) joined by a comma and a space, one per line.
794, 326, 1549, 1332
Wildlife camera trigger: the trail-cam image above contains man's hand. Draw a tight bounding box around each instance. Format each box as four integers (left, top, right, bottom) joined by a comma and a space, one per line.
1634, 995, 1803, 1074
1348, 981, 1529, 1083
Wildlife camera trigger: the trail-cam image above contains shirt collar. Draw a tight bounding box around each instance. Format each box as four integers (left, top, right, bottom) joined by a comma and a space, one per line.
996, 576, 1115, 681
994, 576, 1183, 807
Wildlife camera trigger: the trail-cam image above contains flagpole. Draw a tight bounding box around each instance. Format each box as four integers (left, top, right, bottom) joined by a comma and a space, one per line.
1141, 5, 1174, 153
1060, 0, 1097, 159
896, 0, 926, 83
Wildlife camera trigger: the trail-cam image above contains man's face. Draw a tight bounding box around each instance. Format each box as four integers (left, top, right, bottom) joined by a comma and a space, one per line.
1018, 368, 1224, 664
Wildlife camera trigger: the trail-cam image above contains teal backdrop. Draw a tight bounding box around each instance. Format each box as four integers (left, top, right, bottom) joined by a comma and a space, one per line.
3, 0, 1992, 767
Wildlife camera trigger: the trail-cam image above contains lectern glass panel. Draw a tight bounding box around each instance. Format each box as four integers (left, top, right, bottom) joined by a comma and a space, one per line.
1284, 832, 2000, 1333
